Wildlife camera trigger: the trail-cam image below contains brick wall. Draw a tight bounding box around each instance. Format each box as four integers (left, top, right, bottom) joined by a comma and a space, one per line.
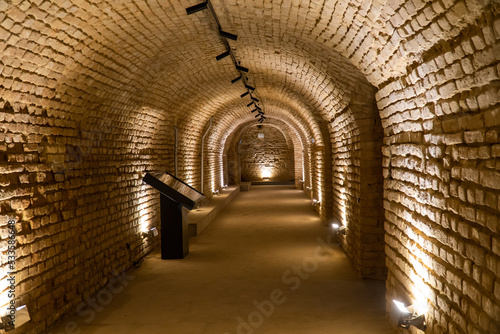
239, 125, 294, 182
0, 0, 498, 333
0, 102, 169, 333
378, 4, 500, 333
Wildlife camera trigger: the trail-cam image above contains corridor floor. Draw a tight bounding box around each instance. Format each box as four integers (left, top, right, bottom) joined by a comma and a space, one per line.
48, 185, 394, 334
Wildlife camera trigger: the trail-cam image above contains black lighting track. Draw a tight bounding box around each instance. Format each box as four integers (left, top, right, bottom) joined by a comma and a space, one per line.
186, 0, 266, 123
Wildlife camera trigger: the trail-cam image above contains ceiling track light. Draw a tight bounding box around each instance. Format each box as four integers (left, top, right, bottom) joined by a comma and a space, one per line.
186, 0, 265, 119
220, 30, 238, 41
216, 50, 231, 61
236, 65, 249, 73
186, 2, 208, 15
231, 75, 242, 84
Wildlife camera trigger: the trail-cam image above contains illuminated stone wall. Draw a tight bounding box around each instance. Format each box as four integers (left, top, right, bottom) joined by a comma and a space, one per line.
239, 125, 295, 182
0, 103, 168, 333
380, 6, 500, 334
0, 0, 498, 333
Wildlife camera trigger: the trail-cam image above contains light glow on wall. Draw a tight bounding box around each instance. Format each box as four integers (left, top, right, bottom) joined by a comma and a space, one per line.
138, 186, 151, 234
0, 271, 11, 314
403, 217, 433, 320
220, 151, 225, 189
317, 152, 323, 205
261, 167, 272, 179
339, 172, 348, 227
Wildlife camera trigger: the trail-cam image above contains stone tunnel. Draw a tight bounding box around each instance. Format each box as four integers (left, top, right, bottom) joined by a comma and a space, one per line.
0, 0, 499, 333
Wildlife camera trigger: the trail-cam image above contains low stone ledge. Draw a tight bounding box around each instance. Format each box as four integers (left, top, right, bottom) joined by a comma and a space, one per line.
188, 186, 240, 236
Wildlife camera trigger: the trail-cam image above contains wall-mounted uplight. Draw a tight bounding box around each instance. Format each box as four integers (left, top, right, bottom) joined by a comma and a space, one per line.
213, 190, 220, 196
312, 199, 320, 207
223, 184, 228, 189
0, 305, 30, 331
392, 300, 426, 331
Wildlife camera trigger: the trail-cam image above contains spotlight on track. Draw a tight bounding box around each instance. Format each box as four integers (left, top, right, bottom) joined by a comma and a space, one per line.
245, 84, 255, 91
247, 101, 255, 107
241, 91, 249, 98
186, 2, 208, 15
236, 65, 249, 72
231, 75, 242, 84
216, 50, 231, 61
251, 108, 259, 113
251, 96, 259, 102
220, 30, 238, 41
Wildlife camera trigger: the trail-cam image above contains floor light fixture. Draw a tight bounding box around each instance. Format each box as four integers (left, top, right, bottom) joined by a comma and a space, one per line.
0, 305, 30, 331
392, 300, 427, 331
331, 223, 346, 235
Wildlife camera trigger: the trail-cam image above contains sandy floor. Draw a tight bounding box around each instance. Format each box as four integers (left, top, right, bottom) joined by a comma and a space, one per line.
47, 185, 394, 334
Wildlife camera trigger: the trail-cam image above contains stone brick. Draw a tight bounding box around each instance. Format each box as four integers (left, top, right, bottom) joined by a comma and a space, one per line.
0, 1, 498, 334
